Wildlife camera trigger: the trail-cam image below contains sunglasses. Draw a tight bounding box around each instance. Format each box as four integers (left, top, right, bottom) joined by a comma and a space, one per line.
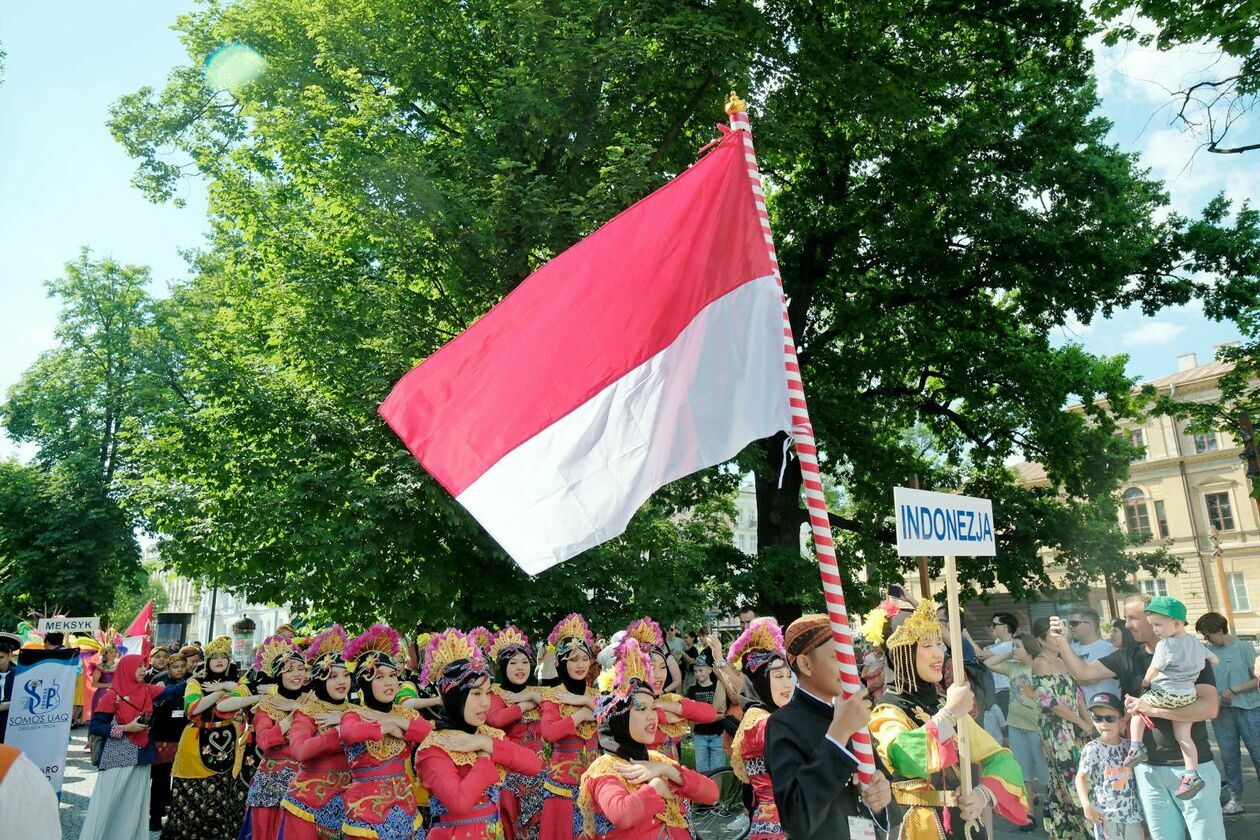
1068, 620, 1088, 627
1090, 712, 1120, 723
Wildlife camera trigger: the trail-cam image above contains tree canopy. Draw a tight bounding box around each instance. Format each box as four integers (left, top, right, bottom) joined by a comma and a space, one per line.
91, 0, 1259, 631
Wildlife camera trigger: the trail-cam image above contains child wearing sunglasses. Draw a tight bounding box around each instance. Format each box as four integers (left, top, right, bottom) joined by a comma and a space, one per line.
1075, 693, 1144, 839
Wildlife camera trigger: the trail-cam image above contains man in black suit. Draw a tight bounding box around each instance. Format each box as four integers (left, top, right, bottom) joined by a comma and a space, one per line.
766, 614, 893, 839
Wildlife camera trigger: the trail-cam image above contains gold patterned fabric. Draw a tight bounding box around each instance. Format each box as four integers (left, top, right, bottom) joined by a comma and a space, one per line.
576, 751, 688, 837
730, 708, 771, 783
417, 725, 507, 781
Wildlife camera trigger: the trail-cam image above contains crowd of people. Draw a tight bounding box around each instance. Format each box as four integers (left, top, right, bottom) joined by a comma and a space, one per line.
0, 588, 1254, 839
855, 591, 1249, 839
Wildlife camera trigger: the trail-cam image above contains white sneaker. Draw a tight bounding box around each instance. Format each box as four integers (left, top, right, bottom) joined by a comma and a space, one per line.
1223, 798, 1245, 815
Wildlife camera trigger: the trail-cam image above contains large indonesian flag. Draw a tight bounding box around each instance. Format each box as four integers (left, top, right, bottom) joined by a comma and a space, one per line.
380, 130, 791, 575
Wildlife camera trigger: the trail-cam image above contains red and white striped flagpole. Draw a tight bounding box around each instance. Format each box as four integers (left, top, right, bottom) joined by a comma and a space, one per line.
725, 93, 876, 784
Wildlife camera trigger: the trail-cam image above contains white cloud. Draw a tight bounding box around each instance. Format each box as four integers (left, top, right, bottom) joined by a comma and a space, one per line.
1123, 321, 1187, 347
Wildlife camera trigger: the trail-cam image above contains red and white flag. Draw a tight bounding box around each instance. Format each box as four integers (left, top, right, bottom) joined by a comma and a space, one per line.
123, 600, 154, 659
380, 130, 791, 575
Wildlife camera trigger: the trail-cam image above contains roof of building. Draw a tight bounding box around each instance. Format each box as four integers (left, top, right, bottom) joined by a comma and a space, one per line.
1011, 460, 1048, 485
1145, 358, 1234, 391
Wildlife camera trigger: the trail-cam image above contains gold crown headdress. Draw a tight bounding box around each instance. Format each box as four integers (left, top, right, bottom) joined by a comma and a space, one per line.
253, 633, 306, 679
304, 625, 349, 680
885, 600, 942, 695
595, 638, 656, 723
727, 618, 786, 671
205, 635, 233, 658
489, 625, 532, 663
625, 617, 664, 652
422, 628, 491, 691
469, 626, 495, 651
346, 624, 403, 682
549, 613, 594, 659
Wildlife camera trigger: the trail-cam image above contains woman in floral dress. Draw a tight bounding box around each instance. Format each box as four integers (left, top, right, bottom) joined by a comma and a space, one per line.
1030, 618, 1094, 839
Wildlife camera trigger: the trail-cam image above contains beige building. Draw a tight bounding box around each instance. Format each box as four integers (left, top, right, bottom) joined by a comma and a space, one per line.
913, 351, 1260, 640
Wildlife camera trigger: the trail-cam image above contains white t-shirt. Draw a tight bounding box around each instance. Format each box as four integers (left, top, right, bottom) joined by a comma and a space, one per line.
988, 641, 1013, 691
1072, 638, 1120, 700
0, 749, 62, 839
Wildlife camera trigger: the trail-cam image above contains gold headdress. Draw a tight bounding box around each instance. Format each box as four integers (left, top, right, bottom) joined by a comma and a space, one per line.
884, 599, 942, 694
253, 633, 306, 679
595, 638, 655, 723
421, 629, 491, 691
204, 635, 233, 658
488, 625, 531, 663
346, 624, 403, 682
624, 617, 664, 652
304, 625, 349, 680
727, 618, 785, 671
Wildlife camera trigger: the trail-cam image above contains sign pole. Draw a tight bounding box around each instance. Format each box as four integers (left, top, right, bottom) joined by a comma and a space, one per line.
726, 93, 876, 784
944, 554, 979, 838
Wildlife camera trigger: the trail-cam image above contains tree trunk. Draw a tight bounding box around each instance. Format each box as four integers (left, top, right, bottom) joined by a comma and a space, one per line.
753, 433, 810, 624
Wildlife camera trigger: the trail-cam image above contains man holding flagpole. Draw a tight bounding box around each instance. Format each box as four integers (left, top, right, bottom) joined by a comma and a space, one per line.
766, 614, 892, 839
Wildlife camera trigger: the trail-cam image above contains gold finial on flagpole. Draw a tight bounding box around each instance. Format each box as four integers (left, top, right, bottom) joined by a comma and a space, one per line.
725, 91, 748, 115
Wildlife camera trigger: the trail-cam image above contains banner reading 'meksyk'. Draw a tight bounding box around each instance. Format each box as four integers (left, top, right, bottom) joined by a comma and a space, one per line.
4, 647, 78, 795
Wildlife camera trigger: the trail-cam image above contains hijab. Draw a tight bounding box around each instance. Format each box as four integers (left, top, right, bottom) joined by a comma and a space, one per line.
740, 649, 786, 712
558, 652, 590, 696
98, 653, 163, 747
495, 645, 536, 692
436, 670, 489, 733
880, 640, 942, 718
312, 667, 349, 705
596, 688, 651, 761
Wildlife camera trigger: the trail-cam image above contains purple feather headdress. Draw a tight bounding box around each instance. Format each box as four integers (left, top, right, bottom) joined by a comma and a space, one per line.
728, 618, 786, 672
421, 628, 492, 693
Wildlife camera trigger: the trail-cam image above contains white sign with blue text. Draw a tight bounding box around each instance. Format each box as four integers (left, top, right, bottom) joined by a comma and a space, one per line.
893, 486, 996, 557
3, 648, 78, 796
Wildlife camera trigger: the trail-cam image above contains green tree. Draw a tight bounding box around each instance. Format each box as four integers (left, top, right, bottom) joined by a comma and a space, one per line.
110, 0, 1253, 629
1, 250, 162, 621
1094, 0, 1259, 154
0, 460, 140, 627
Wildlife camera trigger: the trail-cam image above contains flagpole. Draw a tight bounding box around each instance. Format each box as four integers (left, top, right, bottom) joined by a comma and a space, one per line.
725, 93, 876, 784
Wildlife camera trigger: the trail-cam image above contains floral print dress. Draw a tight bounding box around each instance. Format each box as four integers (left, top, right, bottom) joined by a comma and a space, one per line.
1032, 673, 1093, 840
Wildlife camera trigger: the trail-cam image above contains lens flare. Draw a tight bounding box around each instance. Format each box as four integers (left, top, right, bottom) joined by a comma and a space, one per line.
204, 42, 267, 92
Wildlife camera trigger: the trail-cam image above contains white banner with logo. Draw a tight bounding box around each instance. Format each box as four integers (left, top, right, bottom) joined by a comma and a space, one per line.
3, 648, 78, 795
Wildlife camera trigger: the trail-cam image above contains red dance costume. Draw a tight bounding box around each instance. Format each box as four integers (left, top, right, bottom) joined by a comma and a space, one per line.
539, 694, 600, 840
651, 696, 717, 762
246, 699, 301, 840
340, 708, 433, 839
578, 753, 718, 838
417, 728, 544, 839
731, 709, 784, 839
279, 705, 352, 840
488, 690, 546, 839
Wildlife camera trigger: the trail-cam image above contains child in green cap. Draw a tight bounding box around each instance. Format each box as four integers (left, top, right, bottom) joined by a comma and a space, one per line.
1123, 595, 1219, 799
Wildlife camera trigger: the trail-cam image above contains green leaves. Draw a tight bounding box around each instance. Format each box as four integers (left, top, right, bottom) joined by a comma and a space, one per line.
87, 0, 1260, 631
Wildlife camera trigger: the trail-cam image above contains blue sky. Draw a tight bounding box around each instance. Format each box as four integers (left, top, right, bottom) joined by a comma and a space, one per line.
0, 5, 1254, 460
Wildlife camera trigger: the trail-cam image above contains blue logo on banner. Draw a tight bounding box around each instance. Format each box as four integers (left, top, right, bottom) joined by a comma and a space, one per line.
24, 678, 62, 715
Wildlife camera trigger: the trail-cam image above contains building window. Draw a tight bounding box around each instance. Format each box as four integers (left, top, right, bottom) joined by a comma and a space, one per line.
1122, 488, 1151, 537
1193, 432, 1219, 453
1138, 578, 1169, 598
1153, 500, 1169, 538
1228, 572, 1251, 612
1128, 429, 1145, 459
1206, 491, 1236, 531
